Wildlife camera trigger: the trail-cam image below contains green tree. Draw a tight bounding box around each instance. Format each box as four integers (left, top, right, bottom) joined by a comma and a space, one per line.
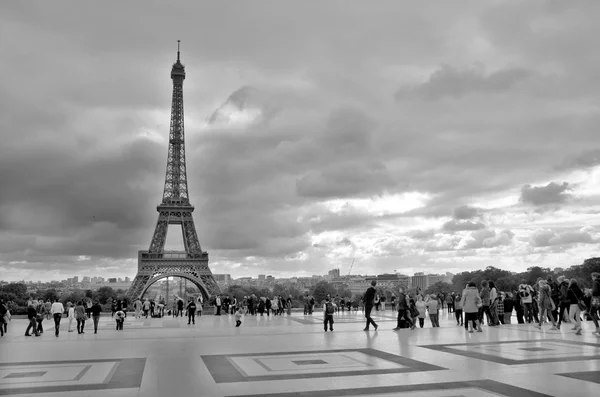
40, 289, 60, 302
62, 290, 85, 304
310, 281, 336, 304
96, 286, 116, 304
494, 276, 519, 292
424, 281, 453, 296
335, 285, 352, 299
0, 283, 28, 302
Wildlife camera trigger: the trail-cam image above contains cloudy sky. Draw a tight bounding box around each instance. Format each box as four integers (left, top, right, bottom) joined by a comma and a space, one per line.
1, 1, 600, 282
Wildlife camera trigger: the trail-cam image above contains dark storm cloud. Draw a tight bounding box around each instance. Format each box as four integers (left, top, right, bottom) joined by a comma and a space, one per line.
520, 182, 571, 206
296, 161, 394, 199
2, 0, 600, 279
395, 65, 532, 100
453, 205, 481, 220
557, 149, 600, 170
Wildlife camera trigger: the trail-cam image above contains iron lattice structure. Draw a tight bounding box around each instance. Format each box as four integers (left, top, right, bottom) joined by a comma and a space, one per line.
126, 43, 220, 302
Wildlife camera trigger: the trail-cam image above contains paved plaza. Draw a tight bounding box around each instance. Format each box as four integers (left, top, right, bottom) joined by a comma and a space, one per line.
1, 310, 599, 396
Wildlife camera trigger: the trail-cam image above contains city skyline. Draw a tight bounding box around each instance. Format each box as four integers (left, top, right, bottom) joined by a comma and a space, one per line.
2, 2, 600, 283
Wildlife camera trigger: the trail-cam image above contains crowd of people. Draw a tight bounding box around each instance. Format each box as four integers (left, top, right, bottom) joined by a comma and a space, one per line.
360, 272, 600, 336
2, 272, 598, 338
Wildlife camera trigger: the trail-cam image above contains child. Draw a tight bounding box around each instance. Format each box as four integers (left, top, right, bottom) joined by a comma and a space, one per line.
235, 307, 244, 327
67, 302, 75, 332
115, 310, 126, 331
323, 297, 336, 332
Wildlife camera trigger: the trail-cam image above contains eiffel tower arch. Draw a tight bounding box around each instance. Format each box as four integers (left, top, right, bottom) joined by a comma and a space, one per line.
126, 42, 220, 302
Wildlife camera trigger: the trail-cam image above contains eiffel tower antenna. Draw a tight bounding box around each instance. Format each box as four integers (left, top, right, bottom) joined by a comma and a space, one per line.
126, 43, 220, 302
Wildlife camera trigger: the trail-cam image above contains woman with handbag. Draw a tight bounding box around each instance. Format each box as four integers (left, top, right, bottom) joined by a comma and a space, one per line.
567, 279, 585, 335
534, 280, 558, 330
415, 295, 427, 328
461, 282, 482, 333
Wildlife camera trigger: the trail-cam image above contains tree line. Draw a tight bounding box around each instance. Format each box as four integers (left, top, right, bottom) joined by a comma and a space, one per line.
425, 257, 600, 297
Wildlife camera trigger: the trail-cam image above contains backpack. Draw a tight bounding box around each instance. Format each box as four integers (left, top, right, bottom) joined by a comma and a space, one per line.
325, 302, 334, 315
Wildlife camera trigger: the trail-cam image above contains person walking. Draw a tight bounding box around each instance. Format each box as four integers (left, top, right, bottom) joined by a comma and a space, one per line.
426, 294, 440, 327
454, 294, 464, 326
115, 310, 125, 331
35, 301, 45, 334
479, 281, 494, 326
556, 276, 571, 330
45, 300, 52, 320
196, 296, 203, 317
461, 282, 483, 333
503, 293, 514, 324
519, 282, 535, 323
235, 307, 244, 327
0, 299, 7, 337
416, 295, 427, 328
186, 299, 197, 324
589, 272, 600, 336
323, 297, 335, 332
567, 279, 584, 335
215, 295, 222, 316
393, 287, 415, 330
362, 280, 378, 331
74, 301, 87, 334
91, 300, 102, 334
534, 280, 558, 330
50, 298, 64, 337
134, 298, 142, 318
24, 304, 40, 337
86, 299, 93, 319
176, 298, 184, 317
446, 294, 454, 314
143, 299, 151, 318
67, 302, 75, 332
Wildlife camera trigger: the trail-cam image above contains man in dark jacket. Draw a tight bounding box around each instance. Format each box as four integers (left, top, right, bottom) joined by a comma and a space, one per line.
393, 287, 416, 331
591, 272, 600, 336
547, 275, 560, 320
186, 299, 197, 324
25, 304, 39, 337
91, 300, 102, 334
556, 276, 570, 329
363, 280, 378, 331
0, 299, 7, 337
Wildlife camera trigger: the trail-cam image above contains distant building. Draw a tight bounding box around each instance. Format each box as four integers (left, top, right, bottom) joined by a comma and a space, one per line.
427, 274, 445, 286
328, 268, 340, 278
125, 276, 131, 283
82, 276, 91, 283
213, 274, 232, 282
411, 274, 428, 291
73, 276, 79, 283
258, 274, 266, 281
444, 272, 454, 284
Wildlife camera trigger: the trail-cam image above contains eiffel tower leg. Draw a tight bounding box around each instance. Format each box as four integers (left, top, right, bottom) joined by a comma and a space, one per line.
127, 274, 151, 301
182, 214, 202, 256
149, 213, 169, 254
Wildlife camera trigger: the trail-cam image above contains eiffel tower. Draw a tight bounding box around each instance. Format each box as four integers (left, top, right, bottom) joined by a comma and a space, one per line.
126, 42, 220, 302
